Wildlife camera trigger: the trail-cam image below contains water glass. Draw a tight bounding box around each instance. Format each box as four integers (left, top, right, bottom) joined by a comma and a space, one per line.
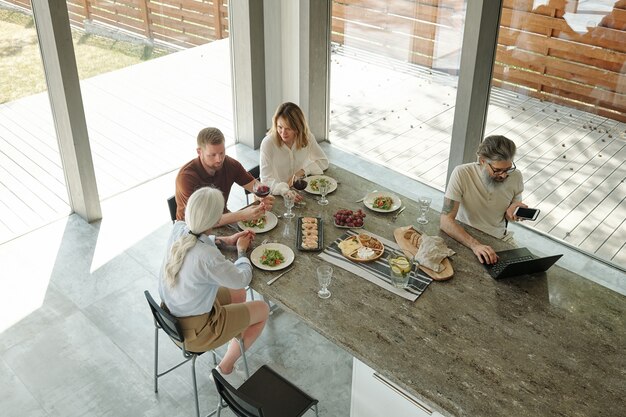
388, 251, 413, 289
283, 191, 295, 219
317, 181, 330, 206
416, 196, 432, 224
317, 265, 332, 299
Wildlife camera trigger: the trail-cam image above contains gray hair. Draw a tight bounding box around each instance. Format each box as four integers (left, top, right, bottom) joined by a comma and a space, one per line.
476, 135, 517, 162
164, 187, 224, 288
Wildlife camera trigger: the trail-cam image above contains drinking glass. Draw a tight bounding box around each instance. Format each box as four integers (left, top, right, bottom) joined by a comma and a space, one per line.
317, 265, 332, 299
317, 180, 330, 206
292, 173, 307, 207
283, 191, 295, 219
253, 179, 273, 198
416, 196, 432, 224
292, 173, 308, 191
388, 251, 413, 289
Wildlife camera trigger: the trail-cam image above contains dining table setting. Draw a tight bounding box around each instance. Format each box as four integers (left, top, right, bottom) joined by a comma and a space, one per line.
219, 164, 625, 417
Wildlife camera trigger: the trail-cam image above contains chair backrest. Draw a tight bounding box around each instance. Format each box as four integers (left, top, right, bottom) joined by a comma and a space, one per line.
144, 290, 184, 344
212, 369, 264, 417
167, 196, 177, 223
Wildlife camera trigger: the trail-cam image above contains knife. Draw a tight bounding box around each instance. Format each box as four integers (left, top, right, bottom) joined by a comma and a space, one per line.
267, 267, 295, 285
392, 206, 406, 221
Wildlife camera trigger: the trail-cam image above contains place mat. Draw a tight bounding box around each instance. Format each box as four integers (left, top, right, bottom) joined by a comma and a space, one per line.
319, 230, 432, 301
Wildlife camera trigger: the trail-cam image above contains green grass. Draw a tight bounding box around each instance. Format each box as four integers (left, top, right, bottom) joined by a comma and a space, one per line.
0, 8, 170, 104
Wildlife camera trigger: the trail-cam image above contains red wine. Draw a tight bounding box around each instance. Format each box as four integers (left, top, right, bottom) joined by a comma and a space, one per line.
293, 179, 307, 190
254, 185, 270, 197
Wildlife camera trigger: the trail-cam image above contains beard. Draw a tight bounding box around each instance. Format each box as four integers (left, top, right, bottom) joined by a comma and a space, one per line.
481, 166, 505, 191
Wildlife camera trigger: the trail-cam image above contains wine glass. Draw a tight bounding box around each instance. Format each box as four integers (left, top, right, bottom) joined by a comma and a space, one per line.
292, 173, 308, 191
416, 196, 432, 224
317, 180, 330, 206
283, 191, 295, 219
317, 265, 332, 299
253, 179, 273, 198
292, 173, 307, 207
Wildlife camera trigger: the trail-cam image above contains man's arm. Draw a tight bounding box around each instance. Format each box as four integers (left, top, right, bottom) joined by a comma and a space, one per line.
440, 197, 498, 264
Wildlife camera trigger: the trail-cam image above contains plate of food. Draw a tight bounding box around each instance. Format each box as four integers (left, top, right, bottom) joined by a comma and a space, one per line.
296, 216, 323, 251
393, 226, 454, 281
338, 233, 385, 263
363, 192, 402, 213
304, 175, 338, 195
250, 243, 295, 271
333, 209, 366, 228
237, 212, 278, 233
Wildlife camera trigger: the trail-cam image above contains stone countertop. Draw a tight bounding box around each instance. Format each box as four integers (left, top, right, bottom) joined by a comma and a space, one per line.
247, 165, 626, 417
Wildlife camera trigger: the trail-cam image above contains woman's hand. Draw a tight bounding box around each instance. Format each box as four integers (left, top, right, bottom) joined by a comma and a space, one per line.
222, 230, 255, 247
236, 230, 255, 253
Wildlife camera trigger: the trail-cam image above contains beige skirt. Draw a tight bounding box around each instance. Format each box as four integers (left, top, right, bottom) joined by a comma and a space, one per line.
171, 287, 250, 353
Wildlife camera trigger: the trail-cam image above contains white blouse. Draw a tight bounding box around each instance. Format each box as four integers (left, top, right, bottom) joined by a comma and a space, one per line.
259, 134, 329, 196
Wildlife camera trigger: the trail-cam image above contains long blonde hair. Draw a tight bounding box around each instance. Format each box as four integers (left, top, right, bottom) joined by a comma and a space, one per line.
269, 102, 312, 149
164, 187, 224, 288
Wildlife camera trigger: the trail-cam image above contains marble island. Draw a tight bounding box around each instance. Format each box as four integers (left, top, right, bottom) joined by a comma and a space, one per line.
248, 165, 625, 417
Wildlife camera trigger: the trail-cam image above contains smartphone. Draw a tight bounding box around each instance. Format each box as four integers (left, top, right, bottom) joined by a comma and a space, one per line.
514, 207, 540, 221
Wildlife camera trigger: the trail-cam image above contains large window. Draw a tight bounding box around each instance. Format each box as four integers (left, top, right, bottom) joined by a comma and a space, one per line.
0, 5, 67, 244
486, 0, 626, 267
329, 0, 467, 191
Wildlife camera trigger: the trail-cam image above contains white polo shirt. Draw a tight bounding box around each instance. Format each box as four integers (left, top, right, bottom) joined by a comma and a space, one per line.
445, 163, 523, 239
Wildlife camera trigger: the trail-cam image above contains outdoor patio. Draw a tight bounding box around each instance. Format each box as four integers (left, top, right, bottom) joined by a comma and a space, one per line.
1, 39, 624, 268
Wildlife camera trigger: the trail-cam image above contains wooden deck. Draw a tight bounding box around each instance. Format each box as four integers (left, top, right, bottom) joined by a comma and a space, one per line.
1, 40, 624, 267
329, 47, 626, 267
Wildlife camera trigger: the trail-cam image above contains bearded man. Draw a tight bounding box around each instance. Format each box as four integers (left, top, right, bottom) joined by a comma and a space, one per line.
440, 135, 528, 265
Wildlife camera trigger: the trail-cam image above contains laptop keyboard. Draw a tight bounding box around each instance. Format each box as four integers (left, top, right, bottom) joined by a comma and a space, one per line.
490, 255, 534, 276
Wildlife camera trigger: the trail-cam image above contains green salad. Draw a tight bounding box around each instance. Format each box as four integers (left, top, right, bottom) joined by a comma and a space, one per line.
309, 178, 330, 192
260, 249, 285, 267
242, 216, 266, 229
372, 196, 393, 210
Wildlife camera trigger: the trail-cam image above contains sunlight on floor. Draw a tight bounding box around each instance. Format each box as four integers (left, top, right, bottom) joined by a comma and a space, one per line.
0, 221, 64, 333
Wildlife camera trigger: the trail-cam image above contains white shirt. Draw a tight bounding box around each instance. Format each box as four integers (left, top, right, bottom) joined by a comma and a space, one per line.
259, 134, 329, 196
445, 163, 523, 239
158, 221, 252, 317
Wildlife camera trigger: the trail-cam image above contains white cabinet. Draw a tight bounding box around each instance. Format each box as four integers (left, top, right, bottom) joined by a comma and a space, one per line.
350, 358, 444, 417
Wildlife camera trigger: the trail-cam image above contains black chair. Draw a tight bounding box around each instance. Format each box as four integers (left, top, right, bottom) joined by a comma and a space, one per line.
167, 196, 177, 223
245, 165, 260, 205
210, 365, 319, 417
144, 290, 249, 417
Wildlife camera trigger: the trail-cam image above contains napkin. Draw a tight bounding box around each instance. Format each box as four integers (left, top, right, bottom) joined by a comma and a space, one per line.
415, 235, 455, 272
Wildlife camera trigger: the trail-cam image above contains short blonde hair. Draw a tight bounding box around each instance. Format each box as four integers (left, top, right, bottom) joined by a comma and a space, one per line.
197, 127, 225, 148
269, 102, 311, 149
163, 187, 224, 288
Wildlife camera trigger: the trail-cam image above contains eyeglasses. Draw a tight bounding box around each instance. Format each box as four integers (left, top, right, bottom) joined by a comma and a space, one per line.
487, 161, 516, 175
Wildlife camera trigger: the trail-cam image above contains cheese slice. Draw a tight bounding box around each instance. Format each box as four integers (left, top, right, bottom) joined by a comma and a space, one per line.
338, 237, 362, 256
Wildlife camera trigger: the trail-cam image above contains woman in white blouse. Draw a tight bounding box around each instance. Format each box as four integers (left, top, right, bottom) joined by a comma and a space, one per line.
260, 102, 329, 198
159, 187, 269, 376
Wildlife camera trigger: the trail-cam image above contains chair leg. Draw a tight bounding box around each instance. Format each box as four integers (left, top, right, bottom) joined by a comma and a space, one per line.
248, 286, 255, 301
238, 338, 250, 379
211, 350, 218, 366
314, 404, 319, 416
154, 327, 159, 393
191, 356, 200, 417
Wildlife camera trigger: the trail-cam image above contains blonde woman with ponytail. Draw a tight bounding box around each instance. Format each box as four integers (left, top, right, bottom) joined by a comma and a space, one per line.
159, 187, 269, 377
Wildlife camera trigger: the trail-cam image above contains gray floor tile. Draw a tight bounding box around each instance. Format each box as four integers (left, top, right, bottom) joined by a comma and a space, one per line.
0, 356, 49, 417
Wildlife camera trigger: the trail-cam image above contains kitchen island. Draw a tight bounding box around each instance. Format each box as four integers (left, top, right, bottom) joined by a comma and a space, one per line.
247, 165, 625, 417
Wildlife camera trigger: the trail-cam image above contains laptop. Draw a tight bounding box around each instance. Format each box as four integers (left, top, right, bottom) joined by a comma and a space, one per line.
484, 247, 562, 279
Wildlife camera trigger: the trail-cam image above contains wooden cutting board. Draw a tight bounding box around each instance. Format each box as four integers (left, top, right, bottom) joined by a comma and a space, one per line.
393, 226, 454, 281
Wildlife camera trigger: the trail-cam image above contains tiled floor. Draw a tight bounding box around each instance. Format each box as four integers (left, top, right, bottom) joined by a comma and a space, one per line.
1, 144, 624, 417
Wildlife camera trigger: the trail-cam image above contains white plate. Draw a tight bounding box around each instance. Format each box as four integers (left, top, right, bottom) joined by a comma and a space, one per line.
363, 191, 402, 213
304, 175, 338, 195
237, 212, 278, 233
250, 243, 295, 271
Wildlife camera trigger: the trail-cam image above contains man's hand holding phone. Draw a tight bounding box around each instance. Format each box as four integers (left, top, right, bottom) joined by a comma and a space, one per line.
513, 206, 540, 221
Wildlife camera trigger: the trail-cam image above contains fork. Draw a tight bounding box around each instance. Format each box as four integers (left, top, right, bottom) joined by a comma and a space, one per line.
392, 206, 406, 222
